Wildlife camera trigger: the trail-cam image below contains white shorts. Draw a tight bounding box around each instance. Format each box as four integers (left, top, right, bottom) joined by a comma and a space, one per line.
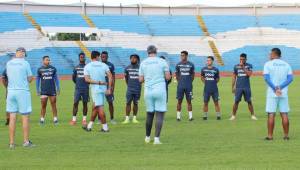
266, 97, 290, 113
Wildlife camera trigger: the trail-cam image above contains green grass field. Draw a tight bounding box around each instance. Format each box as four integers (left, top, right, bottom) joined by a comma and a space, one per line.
0, 76, 300, 170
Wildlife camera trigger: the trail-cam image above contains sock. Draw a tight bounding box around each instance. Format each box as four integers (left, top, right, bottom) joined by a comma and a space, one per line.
154, 137, 160, 142
87, 121, 93, 129
203, 112, 208, 118
53, 117, 58, 122
216, 112, 221, 117
146, 112, 155, 136
40, 117, 45, 122
102, 123, 108, 131
133, 116, 137, 120
125, 116, 130, 120
155, 112, 165, 137
72, 116, 76, 121
177, 112, 181, 119
83, 116, 87, 121
188, 111, 193, 119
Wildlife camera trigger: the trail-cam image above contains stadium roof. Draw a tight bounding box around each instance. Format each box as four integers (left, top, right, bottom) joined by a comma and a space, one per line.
1, 0, 300, 7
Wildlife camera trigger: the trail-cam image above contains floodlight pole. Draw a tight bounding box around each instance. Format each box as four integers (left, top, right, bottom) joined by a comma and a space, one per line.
139, 3, 142, 15
196, 5, 200, 15
120, 3, 122, 15
82, 2, 86, 15
102, 3, 105, 15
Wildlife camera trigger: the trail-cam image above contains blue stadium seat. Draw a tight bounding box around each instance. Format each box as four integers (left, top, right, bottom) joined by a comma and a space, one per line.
88, 15, 202, 36
258, 15, 300, 31
202, 15, 256, 34
31, 13, 88, 27
0, 12, 33, 32
222, 45, 300, 71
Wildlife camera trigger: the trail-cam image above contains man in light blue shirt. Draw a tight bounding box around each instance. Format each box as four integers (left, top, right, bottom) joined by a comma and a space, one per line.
6, 47, 34, 149
139, 45, 171, 145
83, 51, 113, 133
263, 48, 293, 141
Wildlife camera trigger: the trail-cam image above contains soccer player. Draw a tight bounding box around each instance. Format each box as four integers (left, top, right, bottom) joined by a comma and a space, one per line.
36, 56, 60, 125
201, 56, 221, 120
160, 56, 172, 103
263, 48, 293, 140
101, 51, 116, 124
6, 47, 34, 149
139, 45, 171, 145
70, 53, 89, 126
2, 68, 9, 125
175, 51, 195, 121
83, 51, 112, 132
122, 54, 141, 124
229, 53, 257, 121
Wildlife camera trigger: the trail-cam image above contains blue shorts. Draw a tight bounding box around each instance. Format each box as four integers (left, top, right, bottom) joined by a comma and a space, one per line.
105, 94, 114, 103
266, 97, 290, 113
144, 84, 167, 112
203, 90, 219, 103
92, 92, 105, 107
6, 90, 32, 115
41, 90, 56, 96
176, 85, 193, 101
126, 90, 141, 105
235, 88, 251, 102
74, 89, 89, 103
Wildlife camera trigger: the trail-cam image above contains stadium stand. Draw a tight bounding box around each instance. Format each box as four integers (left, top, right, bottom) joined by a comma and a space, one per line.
0, 4, 300, 75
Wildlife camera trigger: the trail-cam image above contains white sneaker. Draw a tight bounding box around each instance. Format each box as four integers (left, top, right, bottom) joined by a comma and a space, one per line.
176, 112, 181, 121
229, 115, 236, 121
145, 136, 151, 144
153, 140, 162, 145
110, 119, 117, 125
251, 115, 258, 120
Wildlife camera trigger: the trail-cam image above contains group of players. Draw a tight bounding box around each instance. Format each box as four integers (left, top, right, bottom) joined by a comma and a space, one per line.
2, 45, 294, 148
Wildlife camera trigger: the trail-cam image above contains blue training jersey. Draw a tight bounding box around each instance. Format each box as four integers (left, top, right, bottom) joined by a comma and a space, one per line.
234, 63, 252, 89
103, 61, 115, 89
139, 57, 169, 88
6, 58, 32, 91
73, 63, 89, 91
124, 63, 141, 93
263, 59, 293, 98
201, 66, 220, 92
36, 65, 59, 94
175, 61, 195, 87
2, 69, 7, 81
84, 61, 110, 93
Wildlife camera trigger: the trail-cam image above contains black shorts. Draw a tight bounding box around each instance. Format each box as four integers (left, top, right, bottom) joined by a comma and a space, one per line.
235, 88, 251, 102
126, 91, 141, 104
74, 89, 89, 103
105, 94, 114, 103
203, 90, 219, 103
176, 85, 193, 101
